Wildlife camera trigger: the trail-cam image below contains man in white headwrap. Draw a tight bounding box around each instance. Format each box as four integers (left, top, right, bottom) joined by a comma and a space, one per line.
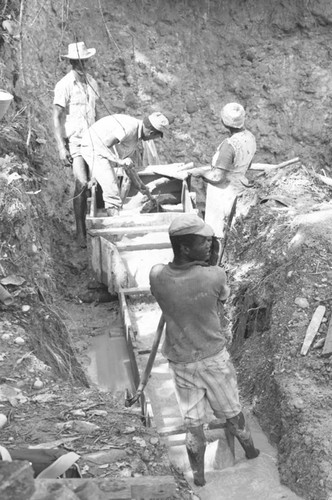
194, 103, 256, 238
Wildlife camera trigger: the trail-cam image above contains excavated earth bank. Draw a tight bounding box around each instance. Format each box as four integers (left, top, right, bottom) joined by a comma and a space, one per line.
1, 0, 332, 499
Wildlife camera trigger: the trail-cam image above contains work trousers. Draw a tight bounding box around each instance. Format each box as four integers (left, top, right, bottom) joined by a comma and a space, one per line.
81, 145, 122, 209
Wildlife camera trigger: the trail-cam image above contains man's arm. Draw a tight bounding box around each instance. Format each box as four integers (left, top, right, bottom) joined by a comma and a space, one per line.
193, 142, 235, 186
53, 104, 72, 167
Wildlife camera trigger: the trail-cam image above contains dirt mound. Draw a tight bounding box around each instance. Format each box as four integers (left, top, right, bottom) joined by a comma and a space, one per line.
228, 165, 332, 499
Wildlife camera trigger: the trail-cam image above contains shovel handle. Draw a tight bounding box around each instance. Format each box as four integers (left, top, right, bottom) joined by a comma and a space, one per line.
139, 313, 165, 388
125, 314, 165, 407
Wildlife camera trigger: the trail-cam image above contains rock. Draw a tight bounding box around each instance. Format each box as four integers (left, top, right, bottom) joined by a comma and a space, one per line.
132, 436, 147, 447
14, 337, 25, 345
313, 338, 325, 349
112, 100, 126, 112
294, 297, 309, 309
186, 99, 198, 114
21, 305, 30, 312
56, 420, 99, 433
150, 437, 159, 445
73, 482, 105, 500
32, 481, 80, 499
72, 420, 100, 433
2, 333, 11, 341
33, 378, 43, 390
71, 409, 86, 417
293, 397, 304, 409
123, 426, 136, 434
83, 449, 127, 465
0, 413, 7, 429
89, 409, 107, 417
0, 461, 35, 500
124, 91, 137, 107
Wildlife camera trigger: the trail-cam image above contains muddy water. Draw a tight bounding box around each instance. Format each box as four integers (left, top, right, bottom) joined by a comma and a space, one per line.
169, 416, 304, 500
86, 312, 135, 394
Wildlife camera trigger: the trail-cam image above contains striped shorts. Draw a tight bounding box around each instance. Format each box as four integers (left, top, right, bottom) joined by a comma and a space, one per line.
169, 348, 241, 427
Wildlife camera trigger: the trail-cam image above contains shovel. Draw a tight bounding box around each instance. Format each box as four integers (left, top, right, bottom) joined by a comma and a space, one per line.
125, 314, 165, 407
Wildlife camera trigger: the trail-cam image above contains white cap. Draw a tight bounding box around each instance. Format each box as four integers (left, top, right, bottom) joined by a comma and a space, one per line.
221, 103, 245, 129
62, 42, 96, 60
148, 112, 169, 133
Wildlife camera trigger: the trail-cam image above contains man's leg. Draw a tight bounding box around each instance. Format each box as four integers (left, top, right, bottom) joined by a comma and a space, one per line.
168, 360, 207, 486
226, 412, 259, 459
185, 425, 206, 487
72, 156, 89, 247
91, 156, 122, 215
201, 349, 259, 460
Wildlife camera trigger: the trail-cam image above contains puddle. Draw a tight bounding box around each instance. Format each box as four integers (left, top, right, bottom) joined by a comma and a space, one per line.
86, 310, 134, 393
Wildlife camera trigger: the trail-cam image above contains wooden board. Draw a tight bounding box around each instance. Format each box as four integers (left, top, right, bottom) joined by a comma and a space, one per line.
117, 241, 171, 252
41, 476, 176, 499
90, 236, 102, 282
301, 305, 326, 355
88, 224, 169, 238
322, 314, 332, 357
120, 286, 151, 296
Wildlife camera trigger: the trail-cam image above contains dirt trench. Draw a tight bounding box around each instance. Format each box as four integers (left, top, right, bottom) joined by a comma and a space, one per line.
1, 0, 332, 499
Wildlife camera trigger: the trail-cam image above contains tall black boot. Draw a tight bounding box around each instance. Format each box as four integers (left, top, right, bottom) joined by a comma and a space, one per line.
226, 412, 260, 459
73, 183, 87, 248
186, 425, 206, 486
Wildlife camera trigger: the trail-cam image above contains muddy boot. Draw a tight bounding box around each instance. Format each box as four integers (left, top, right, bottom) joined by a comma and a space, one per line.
73, 185, 87, 248
185, 425, 206, 487
226, 412, 259, 459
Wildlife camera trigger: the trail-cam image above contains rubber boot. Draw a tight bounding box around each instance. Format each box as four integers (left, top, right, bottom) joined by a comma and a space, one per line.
226, 412, 260, 459
185, 425, 206, 486
73, 184, 87, 248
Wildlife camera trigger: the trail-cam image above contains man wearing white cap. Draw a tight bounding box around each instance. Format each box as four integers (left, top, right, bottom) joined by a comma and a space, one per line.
53, 41, 99, 247
80, 112, 169, 216
149, 214, 259, 487
194, 102, 256, 238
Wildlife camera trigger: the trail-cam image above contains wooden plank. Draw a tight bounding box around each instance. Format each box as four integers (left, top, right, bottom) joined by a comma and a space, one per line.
181, 179, 195, 213
99, 237, 114, 290
301, 305, 326, 355
87, 211, 179, 231
158, 420, 226, 437
251, 157, 300, 171
88, 224, 169, 238
322, 314, 332, 357
119, 290, 137, 340
117, 241, 171, 252
43, 476, 177, 499
121, 286, 151, 296
90, 236, 102, 283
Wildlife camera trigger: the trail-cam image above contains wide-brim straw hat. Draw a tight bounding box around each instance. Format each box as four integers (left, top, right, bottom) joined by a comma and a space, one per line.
62, 42, 96, 60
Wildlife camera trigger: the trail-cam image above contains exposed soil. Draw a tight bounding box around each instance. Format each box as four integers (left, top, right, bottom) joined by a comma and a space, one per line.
1, 1, 332, 499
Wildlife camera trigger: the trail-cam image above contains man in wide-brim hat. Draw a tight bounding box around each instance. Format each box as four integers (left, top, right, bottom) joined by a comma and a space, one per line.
53, 41, 99, 248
